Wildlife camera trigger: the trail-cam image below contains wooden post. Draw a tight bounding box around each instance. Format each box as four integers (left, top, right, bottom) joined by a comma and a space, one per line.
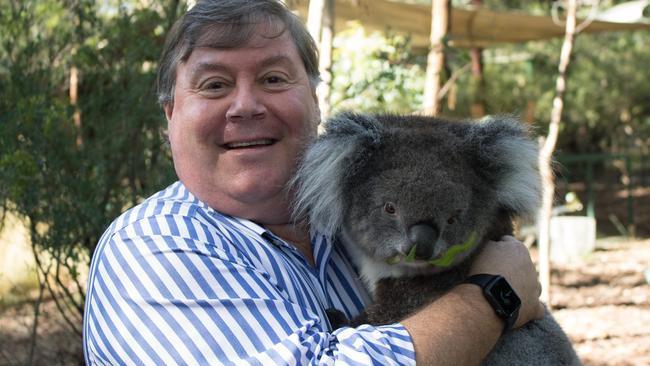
469, 0, 485, 118
538, 0, 578, 305
307, 0, 334, 120
318, 0, 334, 119
70, 61, 82, 148
423, 0, 449, 116
307, 0, 325, 40
469, 47, 486, 118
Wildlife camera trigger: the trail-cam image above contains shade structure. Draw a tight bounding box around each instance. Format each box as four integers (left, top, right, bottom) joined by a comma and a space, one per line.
288, 0, 650, 48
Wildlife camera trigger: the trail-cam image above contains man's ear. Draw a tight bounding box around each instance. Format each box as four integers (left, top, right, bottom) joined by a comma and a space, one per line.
314, 99, 322, 126
312, 89, 322, 127
163, 102, 174, 123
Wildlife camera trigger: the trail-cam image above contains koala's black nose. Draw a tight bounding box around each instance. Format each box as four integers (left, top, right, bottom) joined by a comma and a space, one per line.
407, 223, 438, 260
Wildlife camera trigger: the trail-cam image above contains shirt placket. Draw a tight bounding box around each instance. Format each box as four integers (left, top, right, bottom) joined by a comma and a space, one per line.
262, 231, 334, 328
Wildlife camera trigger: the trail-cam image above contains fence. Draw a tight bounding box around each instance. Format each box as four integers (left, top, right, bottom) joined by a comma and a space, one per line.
555, 153, 650, 237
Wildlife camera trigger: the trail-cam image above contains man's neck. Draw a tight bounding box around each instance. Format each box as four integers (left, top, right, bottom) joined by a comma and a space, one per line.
264, 222, 314, 266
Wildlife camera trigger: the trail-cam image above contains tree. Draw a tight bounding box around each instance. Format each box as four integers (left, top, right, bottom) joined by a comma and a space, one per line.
0, 1, 182, 361
423, 0, 450, 115
307, 0, 335, 119
538, 0, 579, 304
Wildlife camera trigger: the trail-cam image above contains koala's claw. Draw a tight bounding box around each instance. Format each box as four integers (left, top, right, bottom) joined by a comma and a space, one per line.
325, 308, 349, 330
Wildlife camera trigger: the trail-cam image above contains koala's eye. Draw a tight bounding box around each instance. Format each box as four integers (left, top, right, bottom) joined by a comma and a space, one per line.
383, 202, 397, 215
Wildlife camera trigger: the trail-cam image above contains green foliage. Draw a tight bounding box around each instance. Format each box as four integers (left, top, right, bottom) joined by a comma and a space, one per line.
563, 31, 650, 153
329, 2, 649, 157
460, 30, 650, 154
0, 0, 182, 334
1, 0, 648, 344
330, 23, 426, 113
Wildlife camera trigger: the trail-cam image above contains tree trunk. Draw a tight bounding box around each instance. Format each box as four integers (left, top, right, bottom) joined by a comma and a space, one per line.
70, 64, 82, 147
469, 0, 486, 118
318, 0, 334, 119
307, 0, 325, 42
307, 0, 334, 120
538, 0, 578, 305
423, 0, 449, 116
469, 47, 486, 118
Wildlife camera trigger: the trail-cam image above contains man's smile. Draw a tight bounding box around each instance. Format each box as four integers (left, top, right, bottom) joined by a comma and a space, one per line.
223, 139, 277, 149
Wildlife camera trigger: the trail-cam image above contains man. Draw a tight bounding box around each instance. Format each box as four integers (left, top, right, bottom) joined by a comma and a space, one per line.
83, 0, 544, 364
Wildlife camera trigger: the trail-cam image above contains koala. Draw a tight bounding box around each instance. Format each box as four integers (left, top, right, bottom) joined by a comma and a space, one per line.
291, 112, 581, 366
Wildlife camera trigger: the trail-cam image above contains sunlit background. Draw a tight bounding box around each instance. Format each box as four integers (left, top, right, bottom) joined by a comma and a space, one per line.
1, 0, 649, 364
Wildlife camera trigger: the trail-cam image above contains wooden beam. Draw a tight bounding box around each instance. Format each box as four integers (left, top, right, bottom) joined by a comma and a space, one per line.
289, 0, 650, 49
423, 0, 449, 116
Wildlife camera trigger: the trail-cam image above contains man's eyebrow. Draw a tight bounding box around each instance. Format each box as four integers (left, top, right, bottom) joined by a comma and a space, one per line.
257, 54, 296, 70
188, 62, 228, 85
187, 54, 298, 84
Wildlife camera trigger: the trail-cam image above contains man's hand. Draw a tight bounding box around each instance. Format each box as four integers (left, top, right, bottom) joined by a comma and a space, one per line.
469, 235, 545, 328
401, 235, 545, 365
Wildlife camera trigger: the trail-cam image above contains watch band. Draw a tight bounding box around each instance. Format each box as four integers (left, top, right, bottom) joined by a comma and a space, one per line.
464, 273, 497, 288
464, 274, 520, 333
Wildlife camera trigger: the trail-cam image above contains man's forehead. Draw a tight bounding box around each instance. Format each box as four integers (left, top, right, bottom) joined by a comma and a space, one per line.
188, 47, 296, 66
180, 36, 303, 77
193, 20, 291, 52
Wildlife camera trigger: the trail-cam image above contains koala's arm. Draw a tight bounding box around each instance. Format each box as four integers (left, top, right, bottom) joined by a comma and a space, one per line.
400, 236, 545, 366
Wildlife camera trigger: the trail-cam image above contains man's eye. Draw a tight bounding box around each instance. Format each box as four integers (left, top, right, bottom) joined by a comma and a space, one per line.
264, 75, 287, 85
204, 81, 224, 90
198, 79, 229, 97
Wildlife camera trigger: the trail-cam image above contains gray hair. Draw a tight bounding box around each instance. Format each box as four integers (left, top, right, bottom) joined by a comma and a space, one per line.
156, 0, 321, 107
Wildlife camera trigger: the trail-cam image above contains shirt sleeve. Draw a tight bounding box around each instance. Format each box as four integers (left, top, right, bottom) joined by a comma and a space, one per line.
83, 215, 416, 365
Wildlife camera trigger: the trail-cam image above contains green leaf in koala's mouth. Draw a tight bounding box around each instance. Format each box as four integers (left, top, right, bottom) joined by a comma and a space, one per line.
428, 232, 479, 267
386, 255, 402, 265
404, 244, 418, 263
386, 245, 417, 265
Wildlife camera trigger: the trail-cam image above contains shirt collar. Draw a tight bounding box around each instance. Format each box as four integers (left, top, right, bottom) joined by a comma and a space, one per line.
177, 180, 334, 267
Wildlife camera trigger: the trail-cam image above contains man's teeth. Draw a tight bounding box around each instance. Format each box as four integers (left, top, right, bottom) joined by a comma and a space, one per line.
226, 140, 274, 148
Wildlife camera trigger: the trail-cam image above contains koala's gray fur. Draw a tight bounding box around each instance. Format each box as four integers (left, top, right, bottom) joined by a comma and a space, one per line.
291, 112, 581, 366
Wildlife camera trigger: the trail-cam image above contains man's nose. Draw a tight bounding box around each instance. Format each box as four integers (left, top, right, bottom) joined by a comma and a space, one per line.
226, 84, 266, 121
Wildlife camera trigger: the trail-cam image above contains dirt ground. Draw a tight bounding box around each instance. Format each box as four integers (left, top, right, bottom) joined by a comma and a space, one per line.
0, 237, 649, 365
546, 237, 650, 366
0, 298, 83, 365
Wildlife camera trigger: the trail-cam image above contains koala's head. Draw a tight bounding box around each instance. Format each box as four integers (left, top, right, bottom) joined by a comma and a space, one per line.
291, 112, 541, 273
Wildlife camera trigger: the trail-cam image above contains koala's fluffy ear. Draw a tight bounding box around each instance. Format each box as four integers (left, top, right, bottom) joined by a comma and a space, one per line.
290, 112, 381, 236
466, 116, 542, 221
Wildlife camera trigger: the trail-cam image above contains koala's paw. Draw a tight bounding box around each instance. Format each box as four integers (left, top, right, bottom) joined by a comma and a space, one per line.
325, 308, 350, 330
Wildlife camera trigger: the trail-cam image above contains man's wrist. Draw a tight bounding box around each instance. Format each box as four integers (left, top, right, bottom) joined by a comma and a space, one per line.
463, 274, 521, 333
401, 283, 504, 365
455, 283, 505, 337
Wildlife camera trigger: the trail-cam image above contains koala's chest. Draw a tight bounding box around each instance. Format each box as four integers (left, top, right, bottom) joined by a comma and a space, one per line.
368, 266, 470, 324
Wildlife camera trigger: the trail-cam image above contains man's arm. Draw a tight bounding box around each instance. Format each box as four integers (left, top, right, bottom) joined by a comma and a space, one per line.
401, 236, 545, 365
84, 215, 417, 365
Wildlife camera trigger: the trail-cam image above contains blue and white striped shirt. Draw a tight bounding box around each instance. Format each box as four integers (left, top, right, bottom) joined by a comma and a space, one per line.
83, 181, 415, 365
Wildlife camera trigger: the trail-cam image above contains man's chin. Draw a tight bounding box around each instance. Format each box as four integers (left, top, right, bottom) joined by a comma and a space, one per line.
222, 192, 291, 224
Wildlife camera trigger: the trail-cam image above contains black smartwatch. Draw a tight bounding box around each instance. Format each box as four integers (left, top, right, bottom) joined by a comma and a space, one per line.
464, 274, 521, 332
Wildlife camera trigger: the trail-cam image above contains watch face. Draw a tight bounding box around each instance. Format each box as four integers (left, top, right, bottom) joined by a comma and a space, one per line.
489, 277, 521, 315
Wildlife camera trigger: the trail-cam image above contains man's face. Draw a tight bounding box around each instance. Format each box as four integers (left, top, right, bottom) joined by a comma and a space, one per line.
165, 27, 320, 224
